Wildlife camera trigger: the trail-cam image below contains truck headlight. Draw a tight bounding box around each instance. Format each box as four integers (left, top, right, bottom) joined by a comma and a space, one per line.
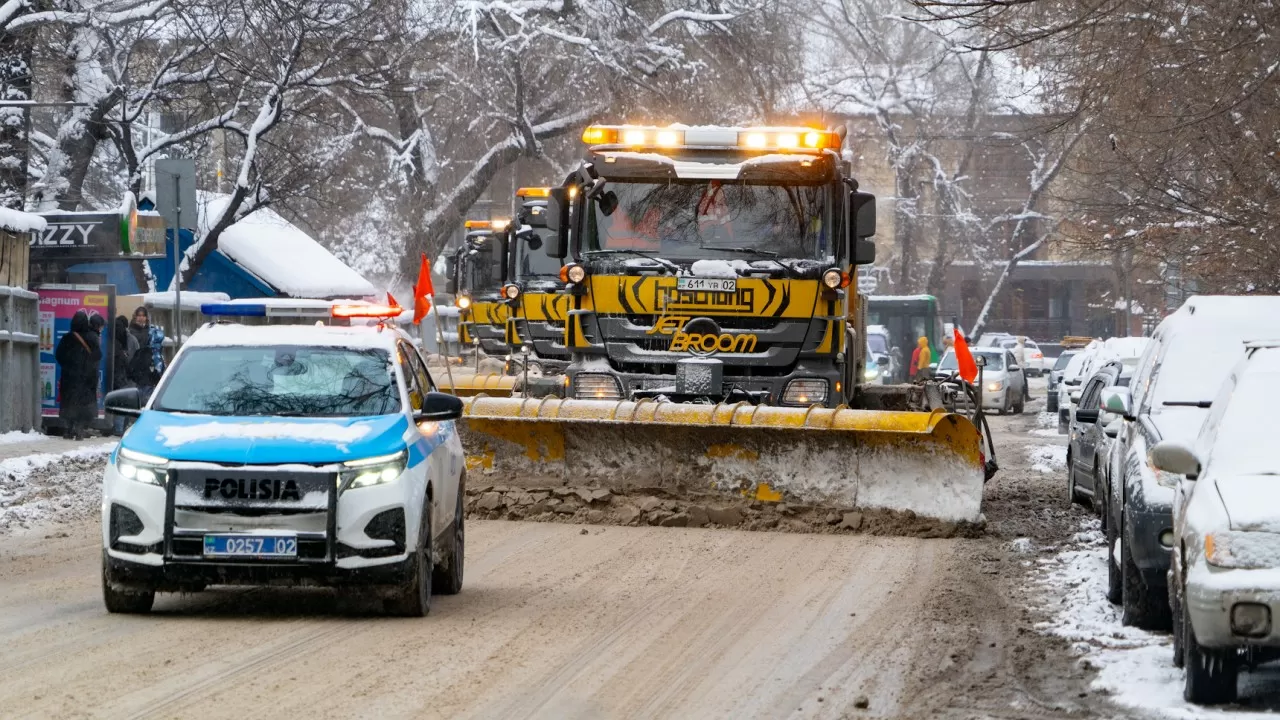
782, 379, 828, 406
574, 373, 622, 400
116, 448, 169, 486
340, 450, 408, 491
1205, 531, 1280, 569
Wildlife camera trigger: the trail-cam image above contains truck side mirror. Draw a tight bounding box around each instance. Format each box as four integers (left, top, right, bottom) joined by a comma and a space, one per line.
444, 256, 458, 295
545, 188, 570, 259
850, 191, 876, 238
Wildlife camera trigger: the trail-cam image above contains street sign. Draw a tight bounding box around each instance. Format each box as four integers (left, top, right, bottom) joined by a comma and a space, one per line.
856, 266, 878, 294
154, 159, 196, 231
153, 158, 196, 347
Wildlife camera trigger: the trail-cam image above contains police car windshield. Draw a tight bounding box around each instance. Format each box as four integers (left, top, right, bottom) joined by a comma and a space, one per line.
585, 180, 832, 261
152, 346, 400, 417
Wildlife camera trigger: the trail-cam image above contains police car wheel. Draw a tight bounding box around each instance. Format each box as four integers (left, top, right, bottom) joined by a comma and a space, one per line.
385, 499, 433, 617
101, 553, 154, 614
432, 488, 465, 595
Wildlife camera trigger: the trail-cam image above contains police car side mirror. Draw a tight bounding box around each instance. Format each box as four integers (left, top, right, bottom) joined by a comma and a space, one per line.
105, 387, 143, 418
416, 392, 464, 422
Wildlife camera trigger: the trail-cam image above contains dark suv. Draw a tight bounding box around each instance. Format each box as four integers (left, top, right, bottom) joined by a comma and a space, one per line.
1067, 360, 1129, 509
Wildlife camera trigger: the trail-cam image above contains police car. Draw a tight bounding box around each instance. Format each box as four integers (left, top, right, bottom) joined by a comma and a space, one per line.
101, 301, 466, 616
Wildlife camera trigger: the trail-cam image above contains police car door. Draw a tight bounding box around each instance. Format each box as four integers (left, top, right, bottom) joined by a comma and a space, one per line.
399, 341, 456, 540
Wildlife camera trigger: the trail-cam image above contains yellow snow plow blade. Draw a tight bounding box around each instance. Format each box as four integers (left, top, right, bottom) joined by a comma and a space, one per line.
459, 398, 984, 523
438, 373, 516, 397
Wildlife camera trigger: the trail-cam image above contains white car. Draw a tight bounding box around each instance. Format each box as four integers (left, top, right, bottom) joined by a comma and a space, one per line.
1156, 341, 1280, 705
936, 347, 1026, 414
1058, 337, 1149, 433
101, 306, 467, 617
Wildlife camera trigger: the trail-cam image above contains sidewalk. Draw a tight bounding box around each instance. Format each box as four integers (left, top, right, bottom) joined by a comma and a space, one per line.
0, 432, 113, 462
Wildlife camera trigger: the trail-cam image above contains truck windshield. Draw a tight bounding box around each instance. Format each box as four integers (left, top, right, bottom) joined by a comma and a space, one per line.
514, 228, 561, 280
585, 180, 832, 261
463, 240, 502, 294
152, 346, 400, 417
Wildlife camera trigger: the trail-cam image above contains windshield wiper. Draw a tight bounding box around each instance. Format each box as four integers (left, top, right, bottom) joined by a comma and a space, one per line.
1162, 400, 1213, 408
701, 246, 779, 257
583, 248, 679, 272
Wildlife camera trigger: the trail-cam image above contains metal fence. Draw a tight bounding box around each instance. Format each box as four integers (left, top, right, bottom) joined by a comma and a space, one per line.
0, 286, 41, 432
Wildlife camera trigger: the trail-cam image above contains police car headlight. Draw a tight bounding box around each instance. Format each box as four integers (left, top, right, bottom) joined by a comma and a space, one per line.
340, 450, 408, 491
117, 447, 170, 486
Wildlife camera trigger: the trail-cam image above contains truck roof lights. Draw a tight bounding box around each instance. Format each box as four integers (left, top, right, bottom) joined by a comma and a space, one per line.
465, 219, 510, 231
581, 125, 839, 152
516, 187, 551, 198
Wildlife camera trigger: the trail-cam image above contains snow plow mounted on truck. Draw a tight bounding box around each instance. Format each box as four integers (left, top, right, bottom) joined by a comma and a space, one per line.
457, 124, 995, 525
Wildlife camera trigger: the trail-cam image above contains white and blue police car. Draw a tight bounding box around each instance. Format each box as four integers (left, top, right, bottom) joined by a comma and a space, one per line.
101, 301, 466, 616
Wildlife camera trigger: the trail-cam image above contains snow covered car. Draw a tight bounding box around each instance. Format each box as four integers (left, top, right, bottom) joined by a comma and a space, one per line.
1102, 296, 1280, 631
100, 307, 466, 617
1155, 342, 1280, 704
1046, 350, 1080, 412
936, 346, 1026, 414
1067, 360, 1132, 517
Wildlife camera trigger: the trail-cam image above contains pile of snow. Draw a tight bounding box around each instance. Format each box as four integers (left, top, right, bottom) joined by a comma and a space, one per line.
1028, 443, 1067, 474
0, 430, 45, 445
0, 442, 115, 534
1033, 520, 1280, 717
199, 193, 377, 299
0, 206, 46, 233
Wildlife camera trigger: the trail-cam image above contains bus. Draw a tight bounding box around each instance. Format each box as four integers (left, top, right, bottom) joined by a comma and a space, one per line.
865, 295, 945, 381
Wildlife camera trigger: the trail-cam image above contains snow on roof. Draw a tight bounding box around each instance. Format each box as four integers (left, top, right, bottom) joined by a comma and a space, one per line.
185, 322, 402, 352
138, 291, 230, 311
0, 207, 46, 233
199, 194, 377, 299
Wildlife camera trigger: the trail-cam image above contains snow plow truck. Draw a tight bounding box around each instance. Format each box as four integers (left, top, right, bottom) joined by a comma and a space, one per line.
458, 124, 995, 525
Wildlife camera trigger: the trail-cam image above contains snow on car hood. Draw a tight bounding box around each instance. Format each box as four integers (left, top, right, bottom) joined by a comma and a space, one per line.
122, 411, 410, 465
1217, 475, 1280, 532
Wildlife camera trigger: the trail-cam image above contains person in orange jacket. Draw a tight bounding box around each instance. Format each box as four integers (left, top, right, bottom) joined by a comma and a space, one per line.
909, 336, 932, 380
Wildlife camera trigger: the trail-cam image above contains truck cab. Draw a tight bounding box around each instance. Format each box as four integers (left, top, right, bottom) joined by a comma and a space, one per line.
500, 188, 570, 376
447, 221, 510, 358
542, 124, 877, 408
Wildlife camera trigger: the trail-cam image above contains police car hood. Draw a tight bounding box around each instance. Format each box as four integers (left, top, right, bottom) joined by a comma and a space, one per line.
124, 411, 409, 465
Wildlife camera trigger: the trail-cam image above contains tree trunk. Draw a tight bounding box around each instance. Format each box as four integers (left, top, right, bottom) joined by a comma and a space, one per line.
0, 25, 33, 209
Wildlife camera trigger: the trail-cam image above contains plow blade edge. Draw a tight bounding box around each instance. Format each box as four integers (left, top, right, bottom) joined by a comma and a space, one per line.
459, 398, 984, 523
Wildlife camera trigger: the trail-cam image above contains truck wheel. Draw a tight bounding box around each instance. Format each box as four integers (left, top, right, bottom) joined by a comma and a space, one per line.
432, 489, 465, 596
1122, 526, 1171, 630
101, 552, 154, 614
386, 499, 433, 617
1106, 515, 1122, 604
1183, 591, 1237, 704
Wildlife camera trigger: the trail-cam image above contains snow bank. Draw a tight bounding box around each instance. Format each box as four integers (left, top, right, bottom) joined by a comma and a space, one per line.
0, 206, 46, 233
200, 193, 377, 299
1033, 519, 1280, 717
0, 431, 46, 445
0, 442, 115, 535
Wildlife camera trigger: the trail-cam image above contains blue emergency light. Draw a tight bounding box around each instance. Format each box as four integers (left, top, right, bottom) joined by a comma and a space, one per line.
200, 303, 267, 317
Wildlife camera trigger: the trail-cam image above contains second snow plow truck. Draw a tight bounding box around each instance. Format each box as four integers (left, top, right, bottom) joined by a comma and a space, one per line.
459, 124, 994, 525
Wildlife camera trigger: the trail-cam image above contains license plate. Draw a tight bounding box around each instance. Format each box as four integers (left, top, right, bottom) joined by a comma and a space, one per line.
203, 534, 298, 558
677, 277, 736, 293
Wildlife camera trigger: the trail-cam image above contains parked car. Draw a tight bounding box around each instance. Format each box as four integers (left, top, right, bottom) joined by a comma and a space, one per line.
1101, 296, 1280, 631
1058, 338, 1148, 433
1047, 350, 1080, 412
1057, 348, 1097, 433
976, 332, 1014, 347
1067, 360, 1130, 509
863, 342, 891, 385
1154, 342, 1280, 704
936, 346, 1027, 414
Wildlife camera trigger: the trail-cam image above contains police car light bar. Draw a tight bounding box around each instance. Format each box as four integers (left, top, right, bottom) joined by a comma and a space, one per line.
331, 303, 403, 319
581, 125, 839, 152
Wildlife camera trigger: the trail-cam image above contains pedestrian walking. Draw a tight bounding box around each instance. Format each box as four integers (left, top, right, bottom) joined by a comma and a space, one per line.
1014, 336, 1032, 400
127, 306, 165, 400
111, 315, 139, 436
910, 336, 932, 381
55, 310, 102, 440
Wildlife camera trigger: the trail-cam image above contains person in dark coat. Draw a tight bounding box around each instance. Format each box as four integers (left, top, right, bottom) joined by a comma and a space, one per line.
111, 315, 139, 436
55, 310, 102, 440
127, 306, 163, 398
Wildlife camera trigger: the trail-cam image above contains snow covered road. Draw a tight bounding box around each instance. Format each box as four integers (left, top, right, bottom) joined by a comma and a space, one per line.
0, 385, 1130, 719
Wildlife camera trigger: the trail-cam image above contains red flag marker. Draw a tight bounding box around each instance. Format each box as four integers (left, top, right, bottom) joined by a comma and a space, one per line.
954, 328, 978, 383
